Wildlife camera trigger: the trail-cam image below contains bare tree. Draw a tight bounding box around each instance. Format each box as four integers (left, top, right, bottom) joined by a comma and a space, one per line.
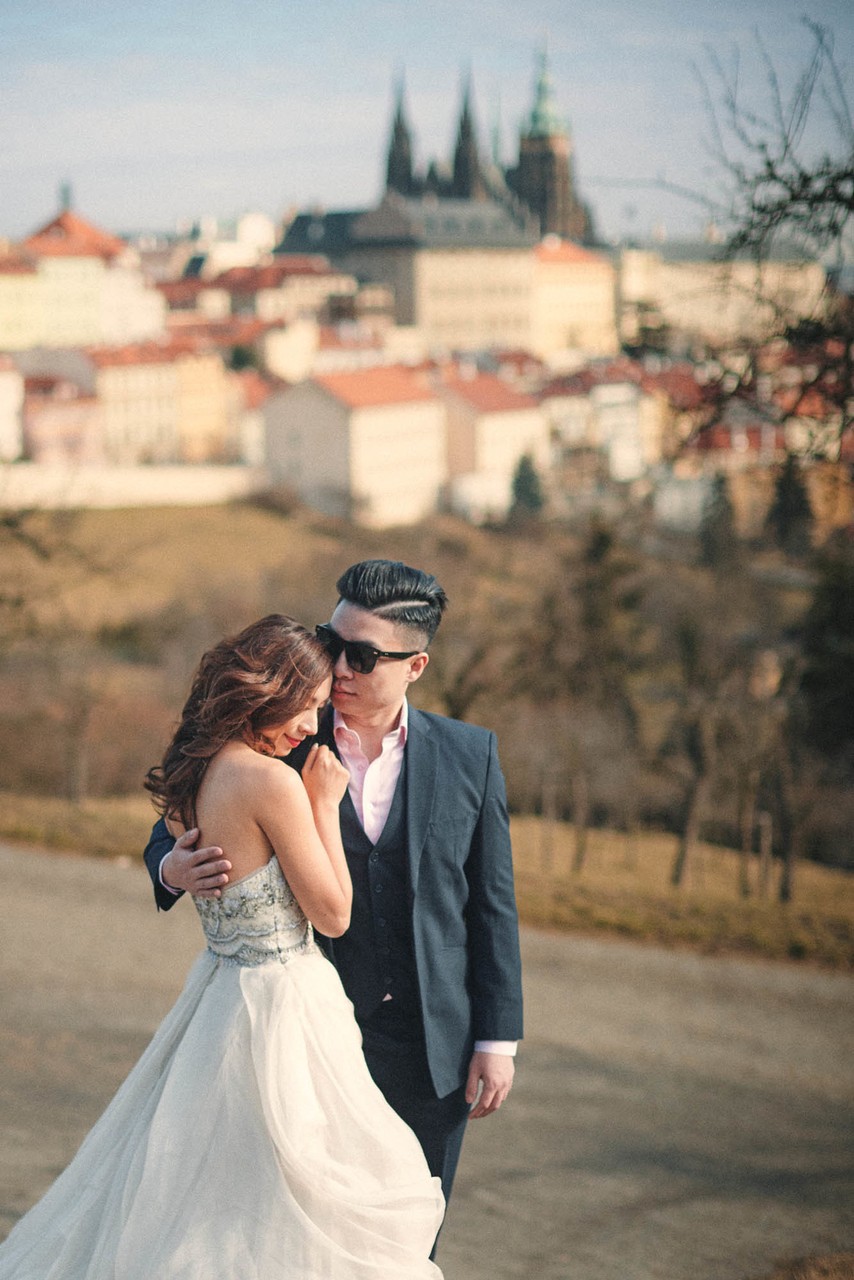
698, 19, 854, 452
700, 20, 853, 263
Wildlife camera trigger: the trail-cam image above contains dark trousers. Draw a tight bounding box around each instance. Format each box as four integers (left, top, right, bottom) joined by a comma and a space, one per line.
360, 1023, 470, 1201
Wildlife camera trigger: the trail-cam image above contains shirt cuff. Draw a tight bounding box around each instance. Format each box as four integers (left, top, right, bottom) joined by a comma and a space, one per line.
474, 1040, 517, 1056
158, 852, 181, 896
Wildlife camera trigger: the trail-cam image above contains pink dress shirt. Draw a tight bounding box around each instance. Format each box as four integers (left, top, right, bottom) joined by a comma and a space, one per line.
333, 702, 516, 1059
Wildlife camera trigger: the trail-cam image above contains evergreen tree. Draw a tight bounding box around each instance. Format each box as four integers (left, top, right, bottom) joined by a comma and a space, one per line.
765, 454, 813, 557
509, 454, 544, 521
800, 547, 854, 759
699, 473, 740, 568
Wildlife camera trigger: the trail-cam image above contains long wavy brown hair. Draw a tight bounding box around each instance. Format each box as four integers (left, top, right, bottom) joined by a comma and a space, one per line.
145, 614, 332, 828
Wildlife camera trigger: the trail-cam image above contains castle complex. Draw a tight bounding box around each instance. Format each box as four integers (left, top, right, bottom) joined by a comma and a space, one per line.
384, 51, 593, 244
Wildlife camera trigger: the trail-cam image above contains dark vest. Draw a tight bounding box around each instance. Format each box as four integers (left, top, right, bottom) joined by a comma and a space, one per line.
331, 752, 422, 1038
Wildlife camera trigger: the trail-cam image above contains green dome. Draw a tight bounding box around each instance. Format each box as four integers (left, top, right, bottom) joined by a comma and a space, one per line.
527, 50, 567, 139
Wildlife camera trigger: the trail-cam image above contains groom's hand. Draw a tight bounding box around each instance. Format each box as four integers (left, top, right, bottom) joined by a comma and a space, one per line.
465, 1051, 515, 1119
162, 829, 232, 898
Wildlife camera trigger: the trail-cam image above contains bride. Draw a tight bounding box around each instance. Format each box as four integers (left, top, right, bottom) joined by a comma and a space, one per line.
0, 615, 444, 1279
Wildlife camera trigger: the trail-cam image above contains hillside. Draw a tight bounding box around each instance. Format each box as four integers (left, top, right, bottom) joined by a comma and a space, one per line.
2, 499, 851, 967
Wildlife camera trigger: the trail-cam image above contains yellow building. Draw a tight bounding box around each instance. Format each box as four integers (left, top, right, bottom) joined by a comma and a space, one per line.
0, 356, 24, 460
214, 258, 357, 324
14, 341, 233, 464
86, 346, 180, 463
0, 210, 166, 350
280, 197, 620, 363
170, 345, 234, 462
0, 252, 42, 351
438, 368, 551, 521
619, 244, 827, 347
531, 237, 619, 360
282, 197, 539, 355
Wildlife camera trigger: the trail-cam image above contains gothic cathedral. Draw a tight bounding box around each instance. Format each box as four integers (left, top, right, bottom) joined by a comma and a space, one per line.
384, 50, 593, 244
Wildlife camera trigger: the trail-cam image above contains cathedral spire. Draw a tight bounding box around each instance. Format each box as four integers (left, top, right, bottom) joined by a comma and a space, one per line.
385, 72, 415, 196
491, 91, 503, 167
507, 47, 591, 242
451, 71, 486, 199
526, 45, 566, 139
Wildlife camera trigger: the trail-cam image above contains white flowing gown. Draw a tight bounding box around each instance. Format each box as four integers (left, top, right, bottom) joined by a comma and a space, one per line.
0, 858, 445, 1279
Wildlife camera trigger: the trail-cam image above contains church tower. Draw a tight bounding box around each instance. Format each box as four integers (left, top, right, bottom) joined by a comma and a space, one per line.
508, 49, 590, 241
385, 76, 416, 196
451, 75, 487, 200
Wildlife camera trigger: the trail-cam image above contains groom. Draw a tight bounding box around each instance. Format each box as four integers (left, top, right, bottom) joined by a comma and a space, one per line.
143, 558, 523, 1203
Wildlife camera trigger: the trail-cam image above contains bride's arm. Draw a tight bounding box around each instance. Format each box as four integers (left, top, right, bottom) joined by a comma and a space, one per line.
299, 745, 352, 913
254, 746, 352, 937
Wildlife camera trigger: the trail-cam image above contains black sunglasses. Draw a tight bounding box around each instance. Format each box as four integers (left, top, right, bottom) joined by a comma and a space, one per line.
315, 624, 421, 675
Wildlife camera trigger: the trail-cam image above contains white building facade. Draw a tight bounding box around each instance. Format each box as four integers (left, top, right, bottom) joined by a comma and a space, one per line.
265, 367, 446, 527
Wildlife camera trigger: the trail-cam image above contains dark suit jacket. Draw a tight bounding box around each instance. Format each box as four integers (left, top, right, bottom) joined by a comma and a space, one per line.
143, 705, 523, 1097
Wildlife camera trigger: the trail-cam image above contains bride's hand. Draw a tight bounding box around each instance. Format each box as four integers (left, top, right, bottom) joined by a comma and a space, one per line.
301, 744, 349, 808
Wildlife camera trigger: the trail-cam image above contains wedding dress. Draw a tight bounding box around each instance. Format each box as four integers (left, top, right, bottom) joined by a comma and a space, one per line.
0, 858, 444, 1278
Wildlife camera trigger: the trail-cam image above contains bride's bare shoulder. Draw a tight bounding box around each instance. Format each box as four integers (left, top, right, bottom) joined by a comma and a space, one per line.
207, 741, 300, 795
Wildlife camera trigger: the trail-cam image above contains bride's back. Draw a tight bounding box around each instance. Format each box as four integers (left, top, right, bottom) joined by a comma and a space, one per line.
191, 740, 286, 882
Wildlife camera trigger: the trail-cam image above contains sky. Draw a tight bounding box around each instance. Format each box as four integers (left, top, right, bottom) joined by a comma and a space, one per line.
2, 0, 852, 245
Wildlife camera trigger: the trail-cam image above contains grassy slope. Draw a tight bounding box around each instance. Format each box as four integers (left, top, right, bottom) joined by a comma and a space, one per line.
511, 817, 854, 969
1, 792, 851, 969
3, 504, 852, 968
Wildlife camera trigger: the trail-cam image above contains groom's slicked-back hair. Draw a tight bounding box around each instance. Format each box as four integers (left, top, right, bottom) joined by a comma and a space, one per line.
335, 559, 448, 645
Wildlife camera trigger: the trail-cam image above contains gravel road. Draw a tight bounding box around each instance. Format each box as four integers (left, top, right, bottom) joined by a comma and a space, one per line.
1, 841, 852, 1279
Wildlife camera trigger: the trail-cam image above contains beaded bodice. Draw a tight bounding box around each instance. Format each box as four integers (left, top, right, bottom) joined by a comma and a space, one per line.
194, 858, 316, 967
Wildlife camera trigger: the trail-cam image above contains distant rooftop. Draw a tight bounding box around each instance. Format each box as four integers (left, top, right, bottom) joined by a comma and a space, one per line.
313, 365, 437, 410
214, 257, 339, 291
275, 210, 365, 259
22, 210, 127, 261
279, 196, 538, 257
353, 196, 539, 250
626, 238, 817, 265
536, 236, 610, 266
441, 370, 539, 413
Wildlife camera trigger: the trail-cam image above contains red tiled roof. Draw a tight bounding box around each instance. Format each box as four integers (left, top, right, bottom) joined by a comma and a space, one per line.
85, 336, 225, 368
214, 257, 335, 292
0, 248, 37, 275
542, 358, 644, 396
442, 371, 539, 413
25, 375, 64, 393
775, 384, 837, 420
157, 279, 211, 306
539, 369, 598, 399
492, 347, 546, 373
314, 366, 437, 409
87, 342, 182, 368
22, 210, 127, 261
542, 360, 708, 411
165, 316, 275, 348
232, 368, 281, 408
694, 422, 786, 453
641, 365, 707, 410
536, 237, 610, 266
317, 325, 381, 351
24, 375, 94, 401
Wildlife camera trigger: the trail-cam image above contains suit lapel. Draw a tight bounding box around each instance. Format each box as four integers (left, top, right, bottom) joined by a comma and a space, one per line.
404, 707, 438, 891
318, 704, 336, 749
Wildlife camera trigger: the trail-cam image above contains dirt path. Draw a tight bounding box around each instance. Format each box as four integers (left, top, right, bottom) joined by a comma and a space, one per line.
1, 842, 852, 1279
